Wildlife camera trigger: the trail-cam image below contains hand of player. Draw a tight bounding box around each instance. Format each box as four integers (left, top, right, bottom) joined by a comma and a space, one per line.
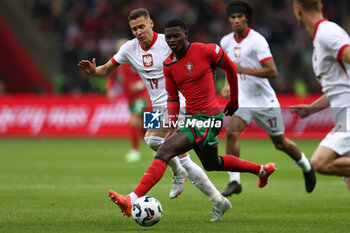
221, 85, 230, 99
77, 58, 97, 75
290, 104, 312, 119
235, 63, 244, 73
223, 100, 238, 116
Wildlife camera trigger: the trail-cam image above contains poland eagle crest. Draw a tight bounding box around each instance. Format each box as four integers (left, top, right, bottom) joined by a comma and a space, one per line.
143, 54, 153, 67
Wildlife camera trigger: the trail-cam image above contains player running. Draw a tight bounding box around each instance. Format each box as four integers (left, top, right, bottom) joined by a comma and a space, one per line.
108, 18, 276, 222
78, 8, 232, 214
219, 0, 316, 196
291, 0, 350, 190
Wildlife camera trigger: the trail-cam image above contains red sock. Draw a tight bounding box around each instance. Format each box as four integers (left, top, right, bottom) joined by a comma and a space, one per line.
220, 155, 261, 175
130, 127, 140, 150
133, 158, 167, 197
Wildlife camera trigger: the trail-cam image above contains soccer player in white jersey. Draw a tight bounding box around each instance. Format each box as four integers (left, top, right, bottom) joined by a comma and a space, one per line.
291, 0, 350, 191
78, 8, 231, 215
220, 0, 316, 196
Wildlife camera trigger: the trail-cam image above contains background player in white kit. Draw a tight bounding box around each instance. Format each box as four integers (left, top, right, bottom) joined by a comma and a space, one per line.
78, 8, 231, 216
291, 0, 350, 191
220, 0, 316, 196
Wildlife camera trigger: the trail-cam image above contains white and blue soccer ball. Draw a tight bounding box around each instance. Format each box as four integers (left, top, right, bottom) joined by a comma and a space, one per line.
132, 196, 163, 227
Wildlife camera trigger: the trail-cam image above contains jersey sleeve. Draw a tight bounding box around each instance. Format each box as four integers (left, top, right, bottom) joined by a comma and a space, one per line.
110, 42, 130, 67
254, 35, 273, 63
206, 43, 224, 67
220, 37, 228, 53
319, 26, 350, 61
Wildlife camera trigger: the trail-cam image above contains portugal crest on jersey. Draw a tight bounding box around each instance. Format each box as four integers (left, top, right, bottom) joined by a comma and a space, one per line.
185, 61, 193, 75
143, 54, 153, 67
234, 47, 241, 58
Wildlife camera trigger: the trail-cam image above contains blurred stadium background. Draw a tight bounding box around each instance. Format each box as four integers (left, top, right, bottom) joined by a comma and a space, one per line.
0, 0, 349, 95
0, 0, 349, 138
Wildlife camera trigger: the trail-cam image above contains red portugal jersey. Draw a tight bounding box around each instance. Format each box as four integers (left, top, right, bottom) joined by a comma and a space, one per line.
163, 43, 224, 116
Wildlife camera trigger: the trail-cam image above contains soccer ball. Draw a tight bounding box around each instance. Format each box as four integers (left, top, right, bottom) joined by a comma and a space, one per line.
132, 196, 163, 227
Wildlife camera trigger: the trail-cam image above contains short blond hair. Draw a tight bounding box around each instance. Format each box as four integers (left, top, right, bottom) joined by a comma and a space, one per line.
128, 8, 150, 21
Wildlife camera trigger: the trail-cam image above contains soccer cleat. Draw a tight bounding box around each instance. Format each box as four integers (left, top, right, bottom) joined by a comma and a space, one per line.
210, 197, 232, 222
303, 169, 316, 193
169, 167, 188, 199
258, 163, 276, 188
125, 150, 141, 162
221, 181, 242, 197
108, 189, 132, 217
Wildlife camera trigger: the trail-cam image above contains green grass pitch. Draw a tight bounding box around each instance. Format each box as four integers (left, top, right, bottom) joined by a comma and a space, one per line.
0, 138, 349, 233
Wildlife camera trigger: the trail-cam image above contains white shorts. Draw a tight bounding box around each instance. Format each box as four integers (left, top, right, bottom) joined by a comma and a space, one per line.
320, 108, 350, 155
235, 107, 285, 136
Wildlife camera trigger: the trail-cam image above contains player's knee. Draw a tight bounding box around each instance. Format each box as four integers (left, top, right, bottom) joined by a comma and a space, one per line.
310, 157, 325, 173
226, 130, 239, 142
156, 142, 176, 161
202, 161, 220, 171
144, 136, 164, 152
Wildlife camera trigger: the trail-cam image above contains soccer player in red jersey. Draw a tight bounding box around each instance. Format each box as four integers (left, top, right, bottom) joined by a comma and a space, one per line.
109, 18, 276, 222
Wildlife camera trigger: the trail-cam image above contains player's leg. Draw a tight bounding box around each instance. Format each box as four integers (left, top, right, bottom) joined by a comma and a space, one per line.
269, 134, 315, 193
310, 146, 350, 176
144, 128, 188, 198
222, 115, 247, 196
311, 131, 350, 191
125, 113, 142, 162
109, 131, 192, 217
125, 99, 147, 162
255, 107, 315, 192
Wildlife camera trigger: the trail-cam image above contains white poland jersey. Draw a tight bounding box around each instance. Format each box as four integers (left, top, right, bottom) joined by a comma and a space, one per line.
220, 28, 279, 108
111, 32, 171, 108
312, 19, 350, 108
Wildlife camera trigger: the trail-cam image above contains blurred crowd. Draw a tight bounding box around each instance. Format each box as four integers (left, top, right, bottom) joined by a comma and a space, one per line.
22, 0, 350, 94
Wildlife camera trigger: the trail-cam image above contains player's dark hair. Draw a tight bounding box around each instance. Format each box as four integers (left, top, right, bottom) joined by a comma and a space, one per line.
165, 18, 187, 31
128, 8, 150, 21
226, 0, 253, 25
294, 0, 322, 12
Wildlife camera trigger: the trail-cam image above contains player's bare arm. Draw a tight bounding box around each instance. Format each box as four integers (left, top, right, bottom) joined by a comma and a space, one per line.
341, 46, 350, 63
290, 94, 330, 119
78, 59, 116, 78
236, 58, 277, 78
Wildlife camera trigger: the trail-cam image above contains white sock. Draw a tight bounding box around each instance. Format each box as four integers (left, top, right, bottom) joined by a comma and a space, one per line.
129, 192, 139, 204
179, 154, 222, 204
295, 152, 311, 172
228, 172, 241, 183
168, 156, 182, 173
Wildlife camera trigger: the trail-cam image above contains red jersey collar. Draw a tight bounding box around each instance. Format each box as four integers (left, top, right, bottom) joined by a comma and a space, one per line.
140, 31, 158, 51
234, 27, 250, 43
313, 18, 328, 40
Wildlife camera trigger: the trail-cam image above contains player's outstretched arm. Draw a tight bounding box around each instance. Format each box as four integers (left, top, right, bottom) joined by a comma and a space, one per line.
77, 59, 116, 78
237, 58, 278, 78
290, 94, 330, 119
